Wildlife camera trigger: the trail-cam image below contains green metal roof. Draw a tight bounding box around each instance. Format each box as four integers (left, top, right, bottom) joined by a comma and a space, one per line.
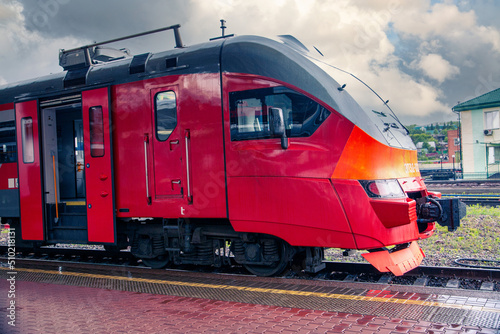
453, 87, 500, 111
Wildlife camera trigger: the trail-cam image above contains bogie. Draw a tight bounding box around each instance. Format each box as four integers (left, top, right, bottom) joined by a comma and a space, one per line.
122, 219, 329, 276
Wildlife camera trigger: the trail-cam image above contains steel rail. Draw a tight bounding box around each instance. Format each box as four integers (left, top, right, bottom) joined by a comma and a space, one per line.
323, 261, 500, 280
1, 246, 499, 284
438, 194, 500, 206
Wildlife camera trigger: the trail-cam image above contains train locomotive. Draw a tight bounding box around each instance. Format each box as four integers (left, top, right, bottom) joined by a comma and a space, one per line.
0, 25, 465, 276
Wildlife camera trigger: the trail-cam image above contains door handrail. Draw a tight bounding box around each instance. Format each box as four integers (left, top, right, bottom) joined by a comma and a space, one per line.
52, 154, 59, 223
144, 134, 152, 205
185, 130, 192, 203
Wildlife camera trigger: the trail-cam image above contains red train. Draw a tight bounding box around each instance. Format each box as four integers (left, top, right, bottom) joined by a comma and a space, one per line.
0, 25, 464, 276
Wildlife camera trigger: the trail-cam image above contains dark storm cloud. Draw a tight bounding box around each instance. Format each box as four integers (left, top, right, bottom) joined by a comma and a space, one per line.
18, 0, 193, 52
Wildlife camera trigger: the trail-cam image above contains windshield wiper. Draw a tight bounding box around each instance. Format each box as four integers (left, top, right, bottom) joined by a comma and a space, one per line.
300, 51, 409, 135
372, 110, 387, 117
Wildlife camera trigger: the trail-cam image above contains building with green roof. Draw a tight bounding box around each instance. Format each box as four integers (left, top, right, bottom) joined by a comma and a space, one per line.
453, 88, 500, 179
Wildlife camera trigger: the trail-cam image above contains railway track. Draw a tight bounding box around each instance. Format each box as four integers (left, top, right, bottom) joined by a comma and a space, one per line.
441, 194, 500, 206
424, 180, 500, 205
427, 179, 500, 196
321, 262, 500, 291
2, 246, 498, 292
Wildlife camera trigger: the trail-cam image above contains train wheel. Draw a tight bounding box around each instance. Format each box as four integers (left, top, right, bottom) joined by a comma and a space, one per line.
244, 240, 290, 277
141, 254, 170, 269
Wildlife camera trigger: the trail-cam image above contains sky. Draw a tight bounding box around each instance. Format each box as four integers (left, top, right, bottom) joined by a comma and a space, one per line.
1, 0, 500, 125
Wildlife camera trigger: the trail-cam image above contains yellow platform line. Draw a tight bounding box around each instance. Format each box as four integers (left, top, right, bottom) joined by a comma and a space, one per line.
2, 266, 499, 313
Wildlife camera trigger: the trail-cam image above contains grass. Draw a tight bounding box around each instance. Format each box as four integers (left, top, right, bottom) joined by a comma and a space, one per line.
465, 204, 500, 216
418, 204, 500, 266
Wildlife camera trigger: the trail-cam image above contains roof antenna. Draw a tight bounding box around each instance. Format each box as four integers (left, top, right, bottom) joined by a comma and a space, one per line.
220, 19, 226, 37
210, 19, 234, 40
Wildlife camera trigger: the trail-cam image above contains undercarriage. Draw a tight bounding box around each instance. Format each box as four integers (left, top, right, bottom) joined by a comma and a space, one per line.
124, 218, 325, 276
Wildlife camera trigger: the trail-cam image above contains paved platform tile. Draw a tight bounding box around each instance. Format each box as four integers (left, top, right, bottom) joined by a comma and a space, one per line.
0, 280, 498, 333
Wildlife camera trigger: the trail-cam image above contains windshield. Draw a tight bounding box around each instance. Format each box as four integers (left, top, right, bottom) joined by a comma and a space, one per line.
222, 35, 416, 150
309, 57, 415, 150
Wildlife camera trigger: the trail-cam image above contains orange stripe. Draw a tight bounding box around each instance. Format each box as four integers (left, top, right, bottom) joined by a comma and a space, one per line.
332, 126, 419, 180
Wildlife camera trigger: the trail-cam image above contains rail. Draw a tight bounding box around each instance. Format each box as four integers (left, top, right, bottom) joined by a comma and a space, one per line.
441, 194, 500, 206
1, 251, 498, 290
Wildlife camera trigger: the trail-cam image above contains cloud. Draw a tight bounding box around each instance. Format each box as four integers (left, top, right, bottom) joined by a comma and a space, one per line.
182, 0, 451, 120
3, 0, 500, 125
392, 1, 500, 54
0, 1, 85, 83
394, 3, 477, 40
18, 0, 193, 52
414, 53, 460, 83
323, 62, 450, 118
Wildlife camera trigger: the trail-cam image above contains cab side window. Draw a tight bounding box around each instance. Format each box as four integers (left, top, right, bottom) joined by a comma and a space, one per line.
229, 86, 330, 141
155, 91, 177, 141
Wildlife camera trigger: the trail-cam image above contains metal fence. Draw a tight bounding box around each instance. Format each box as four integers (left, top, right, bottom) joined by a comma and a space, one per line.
462, 172, 500, 180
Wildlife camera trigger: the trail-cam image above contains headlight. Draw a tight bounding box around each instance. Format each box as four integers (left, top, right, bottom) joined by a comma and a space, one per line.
359, 179, 405, 198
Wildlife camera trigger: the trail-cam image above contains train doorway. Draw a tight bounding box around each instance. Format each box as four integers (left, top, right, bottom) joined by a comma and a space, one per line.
40, 95, 88, 243
39, 88, 115, 245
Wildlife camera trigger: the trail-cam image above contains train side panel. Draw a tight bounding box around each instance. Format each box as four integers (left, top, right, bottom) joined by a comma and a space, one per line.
112, 73, 226, 219
228, 176, 357, 248
222, 73, 428, 251
223, 73, 358, 248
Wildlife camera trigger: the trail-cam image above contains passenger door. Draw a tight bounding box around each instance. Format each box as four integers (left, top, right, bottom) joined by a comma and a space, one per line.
15, 99, 44, 241
82, 88, 115, 243
150, 87, 186, 199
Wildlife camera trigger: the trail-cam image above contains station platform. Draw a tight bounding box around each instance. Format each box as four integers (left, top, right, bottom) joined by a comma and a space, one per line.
0, 263, 499, 333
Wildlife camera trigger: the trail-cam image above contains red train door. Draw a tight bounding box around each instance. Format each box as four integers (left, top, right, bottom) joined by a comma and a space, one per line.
82, 88, 115, 243
150, 86, 185, 199
15, 100, 44, 241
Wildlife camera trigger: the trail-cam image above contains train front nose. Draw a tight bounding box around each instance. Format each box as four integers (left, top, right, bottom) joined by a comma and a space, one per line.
356, 178, 425, 276
356, 180, 466, 276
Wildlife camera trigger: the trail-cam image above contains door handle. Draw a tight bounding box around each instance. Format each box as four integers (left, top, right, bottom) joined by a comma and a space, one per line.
169, 139, 179, 151
171, 179, 181, 190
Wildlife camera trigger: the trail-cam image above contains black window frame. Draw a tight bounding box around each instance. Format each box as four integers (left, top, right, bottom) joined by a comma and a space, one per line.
229, 86, 330, 142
